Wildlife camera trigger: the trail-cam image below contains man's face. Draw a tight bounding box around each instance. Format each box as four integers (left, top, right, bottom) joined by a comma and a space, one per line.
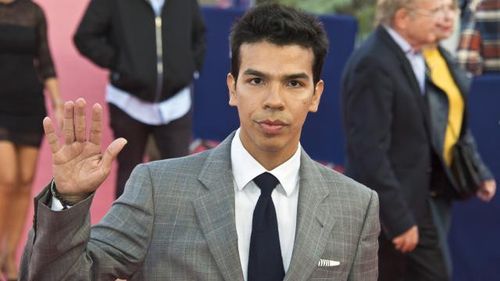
227, 41, 323, 166
398, 0, 445, 49
435, 0, 458, 40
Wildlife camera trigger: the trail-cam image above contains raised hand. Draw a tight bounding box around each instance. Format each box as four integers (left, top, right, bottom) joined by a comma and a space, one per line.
43, 98, 127, 204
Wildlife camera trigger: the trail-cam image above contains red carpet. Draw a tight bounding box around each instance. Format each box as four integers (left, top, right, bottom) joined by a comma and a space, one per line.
16, 0, 117, 262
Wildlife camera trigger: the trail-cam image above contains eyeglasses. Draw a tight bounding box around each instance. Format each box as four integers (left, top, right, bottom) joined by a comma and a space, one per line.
442, 3, 460, 14
406, 3, 459, 18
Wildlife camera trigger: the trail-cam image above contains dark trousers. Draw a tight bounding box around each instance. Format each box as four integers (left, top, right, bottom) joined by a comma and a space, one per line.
378, 203, 449, 281
108, 103, 192, 198
429, 196, 453, 278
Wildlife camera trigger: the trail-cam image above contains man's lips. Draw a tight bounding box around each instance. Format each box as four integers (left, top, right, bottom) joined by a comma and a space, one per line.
256, 119, 287, 134
438, 25, 453, 31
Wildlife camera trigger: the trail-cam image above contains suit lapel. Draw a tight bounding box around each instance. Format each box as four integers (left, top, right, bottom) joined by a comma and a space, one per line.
193, 133, 244, 281
378, 27, 432, 137
284, 151, 336, 281
377, 27, 423, 96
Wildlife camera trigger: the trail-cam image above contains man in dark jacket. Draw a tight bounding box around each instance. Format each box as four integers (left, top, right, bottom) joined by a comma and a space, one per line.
74, 0, 206, 198
341, 0, 495, 280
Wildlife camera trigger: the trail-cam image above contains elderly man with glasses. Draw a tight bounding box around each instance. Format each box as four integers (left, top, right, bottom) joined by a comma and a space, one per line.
341, 0, 461, 280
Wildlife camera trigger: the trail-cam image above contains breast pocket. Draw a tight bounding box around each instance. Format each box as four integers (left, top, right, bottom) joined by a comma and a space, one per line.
308, 262, 347, 280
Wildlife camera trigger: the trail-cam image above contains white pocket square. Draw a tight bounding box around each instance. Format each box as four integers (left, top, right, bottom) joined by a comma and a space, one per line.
318, 259, 340, 267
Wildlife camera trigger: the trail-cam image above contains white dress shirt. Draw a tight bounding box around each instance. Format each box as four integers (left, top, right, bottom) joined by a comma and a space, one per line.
231, 128, 300, 280
149, 0, 164, 15
106, 84, 191, 125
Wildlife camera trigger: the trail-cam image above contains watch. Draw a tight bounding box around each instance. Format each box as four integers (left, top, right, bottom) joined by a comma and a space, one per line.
50, 180, 74, 209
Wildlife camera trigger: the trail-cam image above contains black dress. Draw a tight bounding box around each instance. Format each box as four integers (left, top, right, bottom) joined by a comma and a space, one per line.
0, 0, 56, 147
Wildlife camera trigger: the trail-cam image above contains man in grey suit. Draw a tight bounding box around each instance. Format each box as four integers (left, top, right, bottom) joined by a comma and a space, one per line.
20, 4, 380, 281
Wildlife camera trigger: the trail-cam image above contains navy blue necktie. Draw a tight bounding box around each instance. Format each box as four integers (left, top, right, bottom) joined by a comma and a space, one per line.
248, 172, 285, 281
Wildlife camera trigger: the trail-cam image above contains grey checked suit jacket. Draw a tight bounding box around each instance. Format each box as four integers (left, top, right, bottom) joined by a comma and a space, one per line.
20, 133, 380, 281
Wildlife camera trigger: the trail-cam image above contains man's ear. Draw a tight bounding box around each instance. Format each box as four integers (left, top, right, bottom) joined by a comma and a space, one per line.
394, 8, 409, 30
309, 80, 324, 113
227, 73, 237, 107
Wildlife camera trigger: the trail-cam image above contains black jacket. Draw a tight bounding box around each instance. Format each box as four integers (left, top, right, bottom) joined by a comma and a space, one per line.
341, 26, 435, 239
74, 0, 206, 102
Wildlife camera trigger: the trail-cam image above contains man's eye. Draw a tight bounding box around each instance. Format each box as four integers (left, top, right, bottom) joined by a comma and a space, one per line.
249, 78, 263, 85
288, 80, 302, 88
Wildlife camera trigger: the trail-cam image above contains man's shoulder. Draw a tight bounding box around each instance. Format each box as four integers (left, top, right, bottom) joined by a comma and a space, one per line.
346, 28, 399, 72
144, 149, 214, 174
139, 133, 233, 179
356, 28, 393, 53
310, 159, 376, 200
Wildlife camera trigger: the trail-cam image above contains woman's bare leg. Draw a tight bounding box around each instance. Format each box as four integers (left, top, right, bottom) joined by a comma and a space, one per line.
4, 145, 38, 279
0, 141, 18, 277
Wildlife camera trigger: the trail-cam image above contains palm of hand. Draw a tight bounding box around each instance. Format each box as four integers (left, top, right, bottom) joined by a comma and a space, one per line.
53, 141, 107, 195
44, 99, 127, 200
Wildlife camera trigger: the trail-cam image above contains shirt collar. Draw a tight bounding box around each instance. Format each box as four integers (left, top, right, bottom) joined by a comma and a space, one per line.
147, 0, 165, 16
231, 128, 301, 197
384, 25, 414, 54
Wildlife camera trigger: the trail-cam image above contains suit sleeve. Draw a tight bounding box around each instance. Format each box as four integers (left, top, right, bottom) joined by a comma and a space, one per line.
461, 127, 494, 181
445, 49, 493, 181
342, 58, 416, 238
191, 0, 206, 72
73, 0, 116, 69
348, 190, 380, 281
19, 164, 155, 281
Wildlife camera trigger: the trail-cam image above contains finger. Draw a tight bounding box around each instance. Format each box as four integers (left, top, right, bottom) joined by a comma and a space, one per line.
56, 109, 64, 131
398, 245, 407, 253
406, 241, 417, 253
89, 103, 103, 146
478, 190, 493, 202
399, 240, 409, 253
406, 233, 419, 252
392, 238, 402, 251
409, 243, 417, 252
477, 186, 493, 202
402, 240, 414, 253
395, 244, 403, 252
43, 117, 61, 153
101, 138, 127, 173
74, 98, 87, 142
485, 184, 496, 198
394, 237, 412, 253
63, 101, 75, 145
401, 241, 411, 253
477, 190, 487, 201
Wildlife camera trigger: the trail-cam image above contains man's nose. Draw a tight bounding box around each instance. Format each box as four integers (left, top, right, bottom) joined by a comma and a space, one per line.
263, 83, 285, 109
